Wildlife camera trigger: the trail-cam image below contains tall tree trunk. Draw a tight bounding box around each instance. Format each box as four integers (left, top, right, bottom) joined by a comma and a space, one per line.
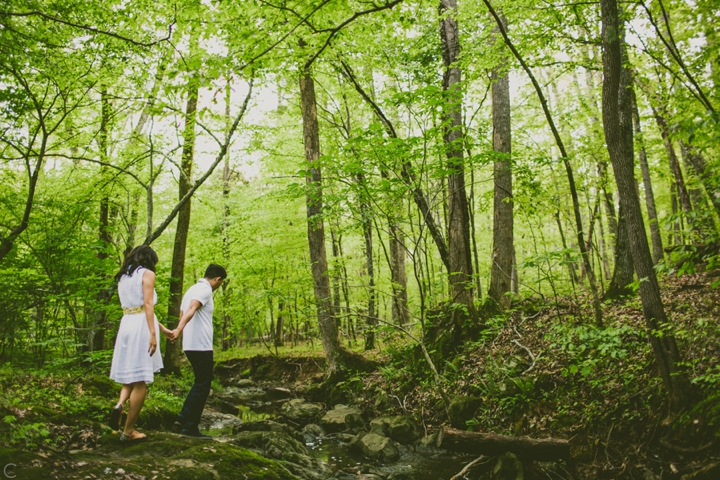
680, 141, 720, 223
390, 223, 409, 325
604, 205, 634, 299
221, 81, 232, 351
275, 299, 285, 347
604, 58, 636, 300
330, 228, 343, 319
358, 172, 376, 350
488, 14, 514, 308
300, 70, 343, 377
600, 0, 692, 412
483, 0, 602, 326
439, 0, 475, 339
90, 87, 112, 352
632, 88, 664, 264
652, 106, 694, 223
163, 73, 199, 375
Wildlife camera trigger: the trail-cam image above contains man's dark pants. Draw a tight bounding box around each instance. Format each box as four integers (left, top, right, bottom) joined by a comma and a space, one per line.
178, 350, 213, 434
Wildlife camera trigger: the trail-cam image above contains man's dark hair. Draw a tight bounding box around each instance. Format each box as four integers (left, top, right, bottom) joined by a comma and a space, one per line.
205, 264, 227, 279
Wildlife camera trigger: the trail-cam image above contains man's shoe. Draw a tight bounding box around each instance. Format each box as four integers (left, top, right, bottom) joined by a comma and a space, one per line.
180, 429, 213, 439
109, 404, 123, 431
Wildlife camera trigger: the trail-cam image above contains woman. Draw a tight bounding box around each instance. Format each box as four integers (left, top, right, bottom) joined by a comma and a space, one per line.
109, 245, 172, 441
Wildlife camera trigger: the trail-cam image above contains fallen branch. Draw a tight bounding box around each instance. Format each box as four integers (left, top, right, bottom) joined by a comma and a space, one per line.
437, 427, 570, 461
450, 455, 489, 480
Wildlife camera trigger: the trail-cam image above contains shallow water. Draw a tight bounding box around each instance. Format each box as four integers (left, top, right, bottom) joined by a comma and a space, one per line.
307, 437, 476, 480
205, 387, 476, 479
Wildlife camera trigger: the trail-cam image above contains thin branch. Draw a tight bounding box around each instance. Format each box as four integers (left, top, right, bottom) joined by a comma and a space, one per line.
144, 79, 254, 245
0, 10, 175, 48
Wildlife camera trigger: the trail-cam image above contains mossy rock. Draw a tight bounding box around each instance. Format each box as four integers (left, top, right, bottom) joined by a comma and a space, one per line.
82, 374, 118, 398
0, 447, 52, 477
448, 396, 482, 429
74, 432, 301, 479
190, 442, 297, 479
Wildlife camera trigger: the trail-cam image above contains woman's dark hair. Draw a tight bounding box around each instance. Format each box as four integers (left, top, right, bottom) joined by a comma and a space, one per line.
115, 245, 159, 282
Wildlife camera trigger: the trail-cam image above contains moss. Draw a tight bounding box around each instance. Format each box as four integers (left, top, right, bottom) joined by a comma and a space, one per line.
82, 375, 118, 398
0, 448, 52, 478
189, 442, 297, 479
166, 466, 217, 480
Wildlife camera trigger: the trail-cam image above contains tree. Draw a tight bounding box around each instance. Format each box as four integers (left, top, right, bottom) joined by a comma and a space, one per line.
488, 14, 513, 308
600, 0, 693, 411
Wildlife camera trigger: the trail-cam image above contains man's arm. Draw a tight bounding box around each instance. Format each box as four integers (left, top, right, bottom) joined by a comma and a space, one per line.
172, 300, 202, 339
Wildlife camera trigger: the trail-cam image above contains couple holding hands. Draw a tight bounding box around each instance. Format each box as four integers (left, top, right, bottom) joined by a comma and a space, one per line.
108, 245, 226, 441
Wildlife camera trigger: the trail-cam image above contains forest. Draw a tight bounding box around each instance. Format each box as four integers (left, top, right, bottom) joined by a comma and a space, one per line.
0, 0, 719, 478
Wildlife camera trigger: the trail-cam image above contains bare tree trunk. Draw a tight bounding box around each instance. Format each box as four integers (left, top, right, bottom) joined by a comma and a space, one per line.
483, 0, 602, 326
330, 228, 343, 318
89, 87, 113, 352
440, 0, 475, 340
605, 205, 634, 299
300, 70, 344, 377
632, 88, 664, 264
390, 223, 409, 325
222, 81, 232, 352
680, 141, 720, 226
358, 173, 377, 350
652, 106, 694, 223
601, 0, 693, 412
488, 14, 514, 309
604, 59, 636, 299
275, 300, 285, 347
163, 72, 199, 375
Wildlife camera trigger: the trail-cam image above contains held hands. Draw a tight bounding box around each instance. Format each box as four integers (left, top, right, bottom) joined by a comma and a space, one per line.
160, 325, 175, 342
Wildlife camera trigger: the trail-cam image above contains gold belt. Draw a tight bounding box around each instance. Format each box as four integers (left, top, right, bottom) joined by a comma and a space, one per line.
123, 305, 145, 315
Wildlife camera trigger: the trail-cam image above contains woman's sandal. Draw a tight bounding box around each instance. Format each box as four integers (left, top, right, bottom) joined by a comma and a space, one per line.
119, 430, 147, 442
109, 404, 123, 431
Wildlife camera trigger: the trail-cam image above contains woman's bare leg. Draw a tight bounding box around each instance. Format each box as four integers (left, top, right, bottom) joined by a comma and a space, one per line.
117, 384, 132, 410
123, 382, 147, 435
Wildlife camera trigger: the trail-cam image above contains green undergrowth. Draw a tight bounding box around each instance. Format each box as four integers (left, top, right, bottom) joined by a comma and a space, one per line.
0, 359, 194, 453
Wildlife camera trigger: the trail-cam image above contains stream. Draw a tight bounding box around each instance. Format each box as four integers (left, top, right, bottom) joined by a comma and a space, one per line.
199, 382, 477, 480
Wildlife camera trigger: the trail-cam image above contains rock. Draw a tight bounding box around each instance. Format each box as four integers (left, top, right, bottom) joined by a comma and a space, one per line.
320, 404, 364, 433
232, 430, 330, 480
355, 433, 399, 462
281, 398, 323, 426
235, 419, 305, 443
418, 432, 439, 448
447, 396, 482, 429
370, 416, 421, 443
236, 378, 256, 387
369, 417, 391, 437
335, 433, 356, 443
267, 387, 293, 400
224, 386, 267, 402
301, 423, 325, 444
199, 411, 242, 434
492, 452, 524, 480
211, 396, 240, 416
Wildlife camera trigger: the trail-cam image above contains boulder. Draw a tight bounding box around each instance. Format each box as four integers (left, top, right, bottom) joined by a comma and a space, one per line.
320, 404, 364, 433
370, 416, 421, 444
224, 386, 267, 402
267, 387, 293, 400
301, 423, 325, 444
447, 396, 482, 429
281, 398, 323, 425
353, 433, 399, 462
232, 430, 330, 480
234, 419, 305, 443
199, 411, 242, 434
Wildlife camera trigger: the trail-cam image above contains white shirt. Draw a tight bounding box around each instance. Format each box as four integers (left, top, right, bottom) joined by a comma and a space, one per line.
181, 278, 214, 351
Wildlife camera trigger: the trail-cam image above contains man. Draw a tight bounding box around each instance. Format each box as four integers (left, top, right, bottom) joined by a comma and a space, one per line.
172, 264, 226, 438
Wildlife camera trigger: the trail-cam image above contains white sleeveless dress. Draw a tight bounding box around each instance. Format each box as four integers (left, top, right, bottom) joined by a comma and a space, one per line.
109, 267, 163, 384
